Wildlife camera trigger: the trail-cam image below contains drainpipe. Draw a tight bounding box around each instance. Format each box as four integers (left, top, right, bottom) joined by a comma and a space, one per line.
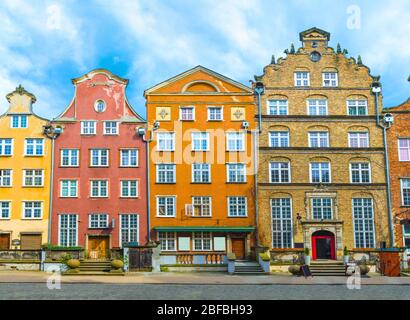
372, 83, 395, 247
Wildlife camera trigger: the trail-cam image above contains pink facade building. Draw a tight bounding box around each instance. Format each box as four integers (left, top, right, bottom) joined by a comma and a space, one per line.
51, 69, 147, 256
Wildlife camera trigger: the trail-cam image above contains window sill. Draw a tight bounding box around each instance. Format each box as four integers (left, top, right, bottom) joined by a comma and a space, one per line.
191, 182, 212, 184
156, 216, 176, 218
156, 182, 176, 184
21, 218, 43, 220
24, 155, 44, 157
0, 186, 12, 188
0, 155, 13, 157
59, 166, 80, 168
119, 166, 139, 168
22, 186, 44, 188
226, 182, 247, 184
228, 216, 248, 218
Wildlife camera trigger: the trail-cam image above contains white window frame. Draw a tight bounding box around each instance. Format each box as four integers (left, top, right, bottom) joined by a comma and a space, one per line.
350, 163, 371, 184
269, 162, 291, 183
227, 196, 248, 217
156, 196, 176, 217
22, 201, 43, 219
90, 180, 108, 198
191, 132, 210, 151
310, 162, 331, 183
103, 121, 119, 135
60, 180, 78, 198
226, 132, 245, 151
179, 106, 195, 121
120, 149, 139, 167
10, 115, 28, 128
402, 225, 410, 250
90, 149, 109, 167
192, 232, 212, 251
307, 99, 328, 116
192, 196, 212, 217
322, 72, 338, 87
398, 138, 410, 162
23, 169, 44, 187
267, 100, 288, 115
271, 198, 293, 248
120, 180, 139, 198
207, 106, 223, 121
347, 100, 368, 116
60, 149, 79, 167
0, 139, 13, 156
294, 72, 310, 87
0, 201, 11, 220
311, 198, 333, 220
226, 163, 246, 183
81, 121, 97, 135
0, 169, 12, 187
158, 232, 177, 251
269, 131, 289, 148
156, 132, 175, 151
88, 213, 109, 229
156, 163, 176, 183
348, 132, 369, 148
400, 179, 410, 206
352, 198, 376, 248
119, 214, 139, 247
24, 138, 44, 156
58, 214, 78, 246
192, 163, 211, 183
308, 131, 329, 148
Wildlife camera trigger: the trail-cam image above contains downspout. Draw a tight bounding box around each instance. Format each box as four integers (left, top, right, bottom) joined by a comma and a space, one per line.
48, 137, 55, 244
373, 85, 395, 247
145, 138, 151, 242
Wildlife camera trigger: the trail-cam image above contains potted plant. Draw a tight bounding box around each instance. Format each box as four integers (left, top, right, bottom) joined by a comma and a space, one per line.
359, 264, 370, 275
111, 259, 124, 270
304, 248, 311, 265
343, 246, 350, 265
288, 265, 300, 276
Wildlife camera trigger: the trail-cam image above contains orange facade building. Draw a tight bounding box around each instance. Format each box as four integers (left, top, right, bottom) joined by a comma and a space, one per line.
144, 66, 256, 264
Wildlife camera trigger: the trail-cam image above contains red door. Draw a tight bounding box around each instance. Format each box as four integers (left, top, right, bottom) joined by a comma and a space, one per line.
312, 235, 336, 260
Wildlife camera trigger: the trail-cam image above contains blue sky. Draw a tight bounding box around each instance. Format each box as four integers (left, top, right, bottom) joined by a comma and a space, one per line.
0, 0, 409, 119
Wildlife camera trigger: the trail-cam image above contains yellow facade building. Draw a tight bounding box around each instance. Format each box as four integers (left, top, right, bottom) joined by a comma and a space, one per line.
0, 85, 51, 250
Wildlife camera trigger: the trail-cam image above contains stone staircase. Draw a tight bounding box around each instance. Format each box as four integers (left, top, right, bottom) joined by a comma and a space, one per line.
310, 260, 347, 276
65, 260, 123, 276
233, 261, 267, 275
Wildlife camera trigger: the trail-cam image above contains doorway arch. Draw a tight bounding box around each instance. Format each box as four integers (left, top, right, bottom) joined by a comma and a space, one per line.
312, 230, 336, 260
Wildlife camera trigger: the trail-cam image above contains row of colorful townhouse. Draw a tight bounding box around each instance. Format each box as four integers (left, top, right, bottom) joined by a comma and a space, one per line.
0, 28, 409, 266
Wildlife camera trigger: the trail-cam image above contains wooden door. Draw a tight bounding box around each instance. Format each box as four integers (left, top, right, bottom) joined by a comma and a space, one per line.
231, 238, 245, 260
0, 234, 10, 250
88, 236, 109, 259
312, 235, 335, 260
20, 234, 42, 250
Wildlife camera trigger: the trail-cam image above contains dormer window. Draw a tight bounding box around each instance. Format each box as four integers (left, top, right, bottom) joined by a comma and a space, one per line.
11, 115, 28, 128
294, 72, 310, 87
94, 100, 106, 113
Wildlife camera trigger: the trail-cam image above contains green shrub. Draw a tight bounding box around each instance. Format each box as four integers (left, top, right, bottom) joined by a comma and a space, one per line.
42, 243, 84, 251
304, 248, 310, 256
343, 246, 348, 256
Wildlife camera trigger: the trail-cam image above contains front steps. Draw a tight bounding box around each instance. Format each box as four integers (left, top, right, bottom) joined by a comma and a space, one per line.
233, 261, 267, 275
65, 260, 124, 276
309, 260, 346, 276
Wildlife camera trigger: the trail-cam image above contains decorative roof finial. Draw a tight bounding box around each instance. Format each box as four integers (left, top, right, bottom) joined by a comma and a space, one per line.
6, 84, 36, 103
343, 49, 348, 55
271, 54, 276, 64
357, 55, 363, 65
284, 49, 289, 54
336, 43, 342, 54
290, 43, 295, 54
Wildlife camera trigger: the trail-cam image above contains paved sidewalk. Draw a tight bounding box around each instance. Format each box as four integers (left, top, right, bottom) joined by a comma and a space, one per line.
0, 271, 409, 285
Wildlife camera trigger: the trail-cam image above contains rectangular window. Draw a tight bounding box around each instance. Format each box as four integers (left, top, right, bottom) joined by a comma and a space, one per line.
0, 170, 12, 187
60, 180, 78, 197
401, 179, 410, 206
269, 131, 289, 147
268, 100, 288, 115
192, 132, 209, 151
403, 225, 410, 249
90, 149, 109, 167
157, 132, 175, 151
0, 201, 11, 219
180, 107, 195, 121
309, 132, 329, 148
269, 162, 290, 183
228, 197, 247, 217
347, 100, 368, 116
353, 198, 375, 248
399, 139, 410, 161
294, 72, 310, 86
322, 72, 338, 87
350, 163, 371, 183
121, 180, 138, 198
23, 201, 43, 219
23, 169, 44, 187
349, 132, 369, 148
0, 139, 13, 156
11, 115, 28, 128
90, 180, 108, 197
89, 214, 108, 229
208, 107, 223, 121
120, 149, 138, 167
61, 149, 79, 167
192, 163, 211, 183
120, 214, 139, 246
226, 132, 245, 151
271, 198, 292, 248
307, 99, 328, 115
156, 164, 176, 183
159, 232, 176, 251
192, 197, 212, 217
193, 232, 212, 251
25, 139, 44, 156
227, 163, 246, 183
311, 198, 333, 219
81, 121, 96, 135
310, 162, 331, 183
58, 214, 77, 246
156, 196, 176, 217
103, 121, 119, 135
